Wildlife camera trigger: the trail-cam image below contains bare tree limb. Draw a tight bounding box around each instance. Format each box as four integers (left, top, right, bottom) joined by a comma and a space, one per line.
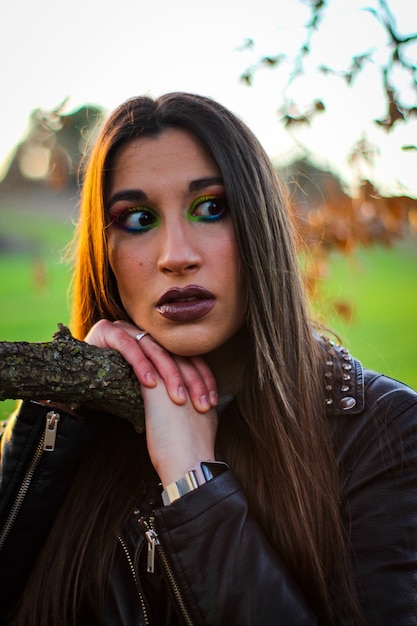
240, 0, 417, 132
0, 324, 145, 431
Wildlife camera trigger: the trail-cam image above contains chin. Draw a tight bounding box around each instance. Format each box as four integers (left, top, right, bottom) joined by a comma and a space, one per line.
166, 343, 214, 358
158, 333, 222, 359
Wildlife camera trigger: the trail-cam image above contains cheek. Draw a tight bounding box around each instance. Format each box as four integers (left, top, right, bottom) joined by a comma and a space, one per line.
108, 243, 126, 288
230, 246, 246, 307
222, 238, 243, 287
218, 240, 246, 311
108, 243, 144, 298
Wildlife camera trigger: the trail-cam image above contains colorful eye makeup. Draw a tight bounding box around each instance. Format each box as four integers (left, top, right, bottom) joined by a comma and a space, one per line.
188, 195, 228, 222
110, 194, 228, 234
111, 207, 160, 234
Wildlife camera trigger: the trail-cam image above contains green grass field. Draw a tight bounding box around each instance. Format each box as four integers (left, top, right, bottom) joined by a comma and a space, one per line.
315, 238, 417, 388
0, 198, 416, 420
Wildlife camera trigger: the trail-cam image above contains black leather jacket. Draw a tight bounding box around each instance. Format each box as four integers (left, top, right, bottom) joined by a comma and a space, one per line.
1, 347, 417, 625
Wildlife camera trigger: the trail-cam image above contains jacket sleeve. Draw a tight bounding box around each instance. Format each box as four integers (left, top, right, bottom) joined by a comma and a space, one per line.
334, 371, 417, 625
0, 400, 97, 621
153, 471, 317, 625
153, 372, 417, 626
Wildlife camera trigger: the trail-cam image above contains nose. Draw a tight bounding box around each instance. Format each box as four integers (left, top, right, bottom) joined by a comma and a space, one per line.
157, 219, 202, 275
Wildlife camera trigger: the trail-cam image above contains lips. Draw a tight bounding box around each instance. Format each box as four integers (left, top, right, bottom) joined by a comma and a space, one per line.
156, 285, 215, 322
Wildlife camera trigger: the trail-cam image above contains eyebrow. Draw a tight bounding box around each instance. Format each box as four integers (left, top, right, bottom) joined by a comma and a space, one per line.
107, 189, 147, 210
107, 176, 224, 211
189, 176, 224, 192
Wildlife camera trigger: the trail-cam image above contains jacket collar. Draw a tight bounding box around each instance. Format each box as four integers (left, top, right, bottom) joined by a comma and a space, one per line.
323, 340, 365, 416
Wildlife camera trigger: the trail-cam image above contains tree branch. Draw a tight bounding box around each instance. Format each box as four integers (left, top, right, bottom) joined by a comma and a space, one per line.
0, 324, 145, 431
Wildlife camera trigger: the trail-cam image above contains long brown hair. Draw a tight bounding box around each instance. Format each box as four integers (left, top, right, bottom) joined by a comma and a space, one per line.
13, 93, 362, 624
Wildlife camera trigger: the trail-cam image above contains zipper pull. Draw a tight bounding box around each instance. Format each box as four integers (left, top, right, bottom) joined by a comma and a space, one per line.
145, 528, 160, 573
43, 411, 60, 451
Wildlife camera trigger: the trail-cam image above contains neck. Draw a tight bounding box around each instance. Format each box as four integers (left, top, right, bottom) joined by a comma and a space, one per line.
205, 325, 248, 396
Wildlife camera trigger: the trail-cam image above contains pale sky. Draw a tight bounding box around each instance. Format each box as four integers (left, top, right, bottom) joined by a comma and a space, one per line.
1, 0, 416, 195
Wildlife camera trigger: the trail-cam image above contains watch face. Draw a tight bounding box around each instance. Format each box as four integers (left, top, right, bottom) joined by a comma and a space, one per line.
201, 461, 229, 482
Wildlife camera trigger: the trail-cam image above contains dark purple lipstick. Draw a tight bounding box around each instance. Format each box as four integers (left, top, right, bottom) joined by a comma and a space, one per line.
156, 285, 215, 322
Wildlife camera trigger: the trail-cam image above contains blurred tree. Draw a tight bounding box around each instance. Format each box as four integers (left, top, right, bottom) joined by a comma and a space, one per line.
240, 0, 417, 297
241, 0, 417, 136
282, 158, 417, 305
0, 100, 104, 190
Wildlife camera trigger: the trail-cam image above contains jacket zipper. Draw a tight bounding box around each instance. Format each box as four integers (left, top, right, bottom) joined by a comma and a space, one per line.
117, 535, 150, 625
0, 411, 60, 550
143, 517, 194, 626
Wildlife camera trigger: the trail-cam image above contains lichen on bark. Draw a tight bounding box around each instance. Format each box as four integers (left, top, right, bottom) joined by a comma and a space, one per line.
0, 324, 145, 430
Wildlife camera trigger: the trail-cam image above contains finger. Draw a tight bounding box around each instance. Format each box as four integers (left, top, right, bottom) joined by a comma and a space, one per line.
138, 338, 188, 405
118, 326, 216, 409
189, 356, 218, 407
173, 356, 217, 412
85, 320, 213, 408
112, 321, 189, 404
85, 320, 157, 387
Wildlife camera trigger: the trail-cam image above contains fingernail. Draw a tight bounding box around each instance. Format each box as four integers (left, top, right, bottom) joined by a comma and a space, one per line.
145, 372, 156, 384
177, 385, 186, 401
200, 394, 210, 410
209, 390, 218, 406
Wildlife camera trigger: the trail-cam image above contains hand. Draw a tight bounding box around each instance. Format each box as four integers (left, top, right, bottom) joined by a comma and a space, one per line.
141, 373, 218, 486
84, 319, 217, 413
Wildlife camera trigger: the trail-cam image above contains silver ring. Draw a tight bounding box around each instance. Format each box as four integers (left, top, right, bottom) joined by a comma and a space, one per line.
135, 331, 148, 343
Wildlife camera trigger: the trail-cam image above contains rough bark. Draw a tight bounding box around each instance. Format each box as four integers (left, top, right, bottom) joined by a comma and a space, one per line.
0, 324, 145, 430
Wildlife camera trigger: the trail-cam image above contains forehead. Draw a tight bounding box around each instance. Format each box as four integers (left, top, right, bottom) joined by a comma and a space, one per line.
111, 128, 219, 184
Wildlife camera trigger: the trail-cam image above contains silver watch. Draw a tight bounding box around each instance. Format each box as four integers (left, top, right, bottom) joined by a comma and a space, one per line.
161, 461, 229, 505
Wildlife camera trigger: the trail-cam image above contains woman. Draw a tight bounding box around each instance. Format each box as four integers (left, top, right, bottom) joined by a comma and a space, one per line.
0, 92, 416, 625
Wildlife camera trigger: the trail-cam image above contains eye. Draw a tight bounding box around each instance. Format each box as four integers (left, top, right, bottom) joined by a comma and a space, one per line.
113, 207, 159, 233
189, 195, 228, 222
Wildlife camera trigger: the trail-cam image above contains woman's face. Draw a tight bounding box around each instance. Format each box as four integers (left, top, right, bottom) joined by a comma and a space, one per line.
106, 127, 246, 357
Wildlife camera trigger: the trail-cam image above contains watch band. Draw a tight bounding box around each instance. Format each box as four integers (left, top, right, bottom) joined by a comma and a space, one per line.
161, 461, 229, 506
